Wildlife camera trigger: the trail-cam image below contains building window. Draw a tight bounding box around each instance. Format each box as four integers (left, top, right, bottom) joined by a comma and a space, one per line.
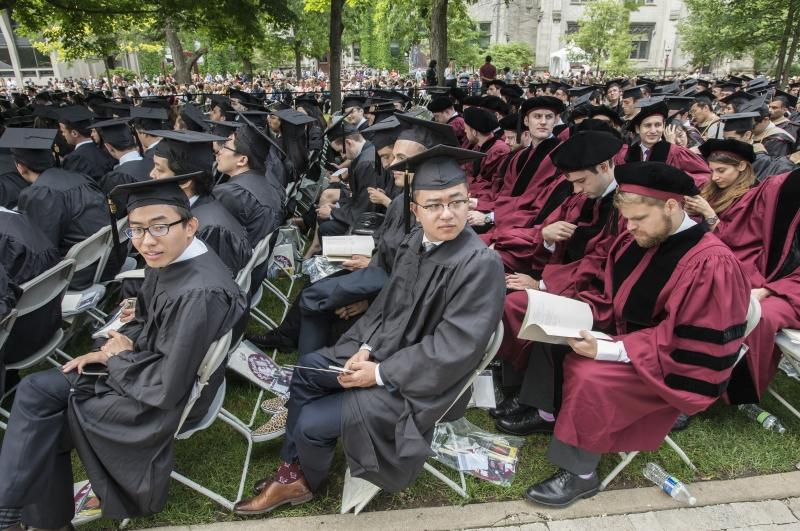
352, 43, 360, 62
630, 23, 655, 60
0, 19, 53, 72
479, 22, 491, 49
566, 22, 579, 34
632, 0, 655, 4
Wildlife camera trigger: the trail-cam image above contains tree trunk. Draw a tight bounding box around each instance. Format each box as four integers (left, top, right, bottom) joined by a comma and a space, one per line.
775, 0, 796, 82
242, 56, 254, 76
783, 11, 800, 87
430, 0, 448, 86
294, 39, 302, 81
329, 0, 344, 112
164, 21, 190, 84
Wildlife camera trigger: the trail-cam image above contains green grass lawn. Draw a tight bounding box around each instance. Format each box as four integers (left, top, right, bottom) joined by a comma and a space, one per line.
4, 275, 800, 529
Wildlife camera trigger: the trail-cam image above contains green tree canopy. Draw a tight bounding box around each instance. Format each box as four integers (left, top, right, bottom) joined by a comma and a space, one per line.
484, 42, 534, 71
568, 0, 636, 76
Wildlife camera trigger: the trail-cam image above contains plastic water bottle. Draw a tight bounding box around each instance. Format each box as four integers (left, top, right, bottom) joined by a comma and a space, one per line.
643, 463, 697, 505
738, 404, 787, 434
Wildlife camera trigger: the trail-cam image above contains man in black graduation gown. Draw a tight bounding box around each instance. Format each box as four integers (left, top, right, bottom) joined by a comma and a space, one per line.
57, 105, 115, 181
214, 122, 287, 247
315, 118, 381, 237
0, 177, 248, 530
0, 264, 15, 396
148, 129, 252, 276
234, 145, 505, 515
92, 117, 154, 204
1, 128, 117, 290
0, 208, 60, 397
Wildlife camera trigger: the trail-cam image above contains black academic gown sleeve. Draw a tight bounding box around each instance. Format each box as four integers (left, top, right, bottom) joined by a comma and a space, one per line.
214, 170, 286, 247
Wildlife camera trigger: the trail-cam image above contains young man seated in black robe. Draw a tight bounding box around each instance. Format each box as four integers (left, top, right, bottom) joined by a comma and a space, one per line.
93, 117, 155, 206
0, 177, 248, 530
0, 128, 120, 290
57, 105, 116, 181
234, 145, 506, 515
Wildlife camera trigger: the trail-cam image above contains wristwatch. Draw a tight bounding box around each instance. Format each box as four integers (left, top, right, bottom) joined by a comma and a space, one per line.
484, 214, 493, 225
705, 216, 719, 226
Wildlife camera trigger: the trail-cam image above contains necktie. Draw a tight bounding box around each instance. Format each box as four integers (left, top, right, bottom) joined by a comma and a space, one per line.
422, 241, 436, 253
643, 148, 650, 161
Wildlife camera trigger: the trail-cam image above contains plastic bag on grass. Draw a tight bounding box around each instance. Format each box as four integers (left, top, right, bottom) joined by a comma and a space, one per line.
302, 255, 344, 283
430, 417, 525, 486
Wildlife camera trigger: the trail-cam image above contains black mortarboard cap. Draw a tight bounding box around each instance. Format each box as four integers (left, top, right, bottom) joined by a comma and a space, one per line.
747, 77, 770, 91
551, 130, 622, 172
91, 117, 134, 146
229, 88, 262, 107
395, 112, 458, 148
622, 85, 645, 100
208, 94, 233, 114
719, 90, 756, 105
98, 102, 132, 117
499, 113, 519, 131
427, 96, 455, 113
272, 108, 316, 126
568, 86, 594, 98
615, 161, 699, 201
588, 105, 624, 126
130, 106, 170, 129
739, 95, 768, 114
342, 95, 368, 110
31, 105, 60, 121
547, 80, 570, 93
486, 79, 507, 89
323, 114, 361, 141
665, 96, 694, 113
606, 77, 625, 89
653, 81, 680, 95
463, 106, 499, 134
180, 103, 210, 132
520, 96, 565, 116
388, 144, 484, 190
109, 173, 194, 212
139, 96, 172, 110
148, 129, 226, 175
501, 84, 524, 99
720, 111, 761, 132
631, 99, 669, 127
205, 119, 243, 138
56, 105, 94, 129
716, 81, 740, 93
371, 89, 410, 104
363, 116, 402, 150
481, 95, 510, 116
773, 89, 798, 108
698, 138, 755, 163
0, 127, 57, 151
295, 93, 321, 108
569, 91, 595, 108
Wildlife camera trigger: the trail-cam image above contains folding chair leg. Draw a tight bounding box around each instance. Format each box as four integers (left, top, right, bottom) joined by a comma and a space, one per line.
170, 408, 255, 510
664, 435, 697, 471
767, 386, 800, 421
600, 451, 639, 491
423, 461, 468, 498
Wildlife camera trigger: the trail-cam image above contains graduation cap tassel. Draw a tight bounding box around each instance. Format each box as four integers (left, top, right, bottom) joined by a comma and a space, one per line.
107, 197, 124, 264
403, 169, 411, 234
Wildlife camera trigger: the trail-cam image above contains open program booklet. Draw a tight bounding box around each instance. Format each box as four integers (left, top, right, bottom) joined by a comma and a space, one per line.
322, 235, 374, 262
517, 289, 612, 344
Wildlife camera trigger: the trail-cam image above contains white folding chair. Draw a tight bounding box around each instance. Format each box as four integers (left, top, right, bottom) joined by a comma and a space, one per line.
600, 294, 762, 490
0, 259, 76, 422
169, 330, 252, 510
341, 321, 505, 514
0, 309, 18, 430
62, 225, 113, 324
770, 330, 800, 420
246, 233, 281, 331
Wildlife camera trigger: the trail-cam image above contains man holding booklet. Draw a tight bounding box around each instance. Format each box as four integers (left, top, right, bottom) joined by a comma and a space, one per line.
522, 162, 751, 507
234, 145, 505, 515
491, 127, 627, 435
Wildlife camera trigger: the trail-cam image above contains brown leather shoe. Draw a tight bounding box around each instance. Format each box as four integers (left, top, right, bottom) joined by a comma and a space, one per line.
234, 477, 313, 515
253, 476, 274, 494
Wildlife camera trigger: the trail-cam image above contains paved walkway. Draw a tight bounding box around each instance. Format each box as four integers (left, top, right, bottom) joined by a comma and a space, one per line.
151, 470, 800, 530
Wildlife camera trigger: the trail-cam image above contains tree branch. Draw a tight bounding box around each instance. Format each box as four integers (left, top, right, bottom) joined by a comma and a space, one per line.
40, 0, 159, 15
188, 46, 209, 69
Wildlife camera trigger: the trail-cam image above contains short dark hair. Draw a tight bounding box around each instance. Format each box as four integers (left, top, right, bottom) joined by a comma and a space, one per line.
106, 138, 137, 151
64, 124, 92, 138
13, 153, 54, 174
485, 55, 492, 62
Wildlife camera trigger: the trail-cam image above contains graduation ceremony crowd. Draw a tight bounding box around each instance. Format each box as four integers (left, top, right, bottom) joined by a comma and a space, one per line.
0, 66, 799, 529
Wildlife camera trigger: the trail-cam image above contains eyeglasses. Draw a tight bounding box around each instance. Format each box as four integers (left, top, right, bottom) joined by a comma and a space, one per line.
413, 199, 469, 214
125, 219, 185, 239
220, 144, 240, 155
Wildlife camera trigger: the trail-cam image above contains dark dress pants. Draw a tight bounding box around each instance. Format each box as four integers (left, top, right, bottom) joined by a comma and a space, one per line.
280, 351, 344, 491
0, 368, 75, 528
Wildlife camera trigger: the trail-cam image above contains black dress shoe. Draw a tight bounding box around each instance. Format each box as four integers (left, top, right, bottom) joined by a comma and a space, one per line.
524, 469, 600, 507
488, 395, 530, 419
671, 413, 692, 432
495, 410, 555, 436
246, 330, 296, 352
